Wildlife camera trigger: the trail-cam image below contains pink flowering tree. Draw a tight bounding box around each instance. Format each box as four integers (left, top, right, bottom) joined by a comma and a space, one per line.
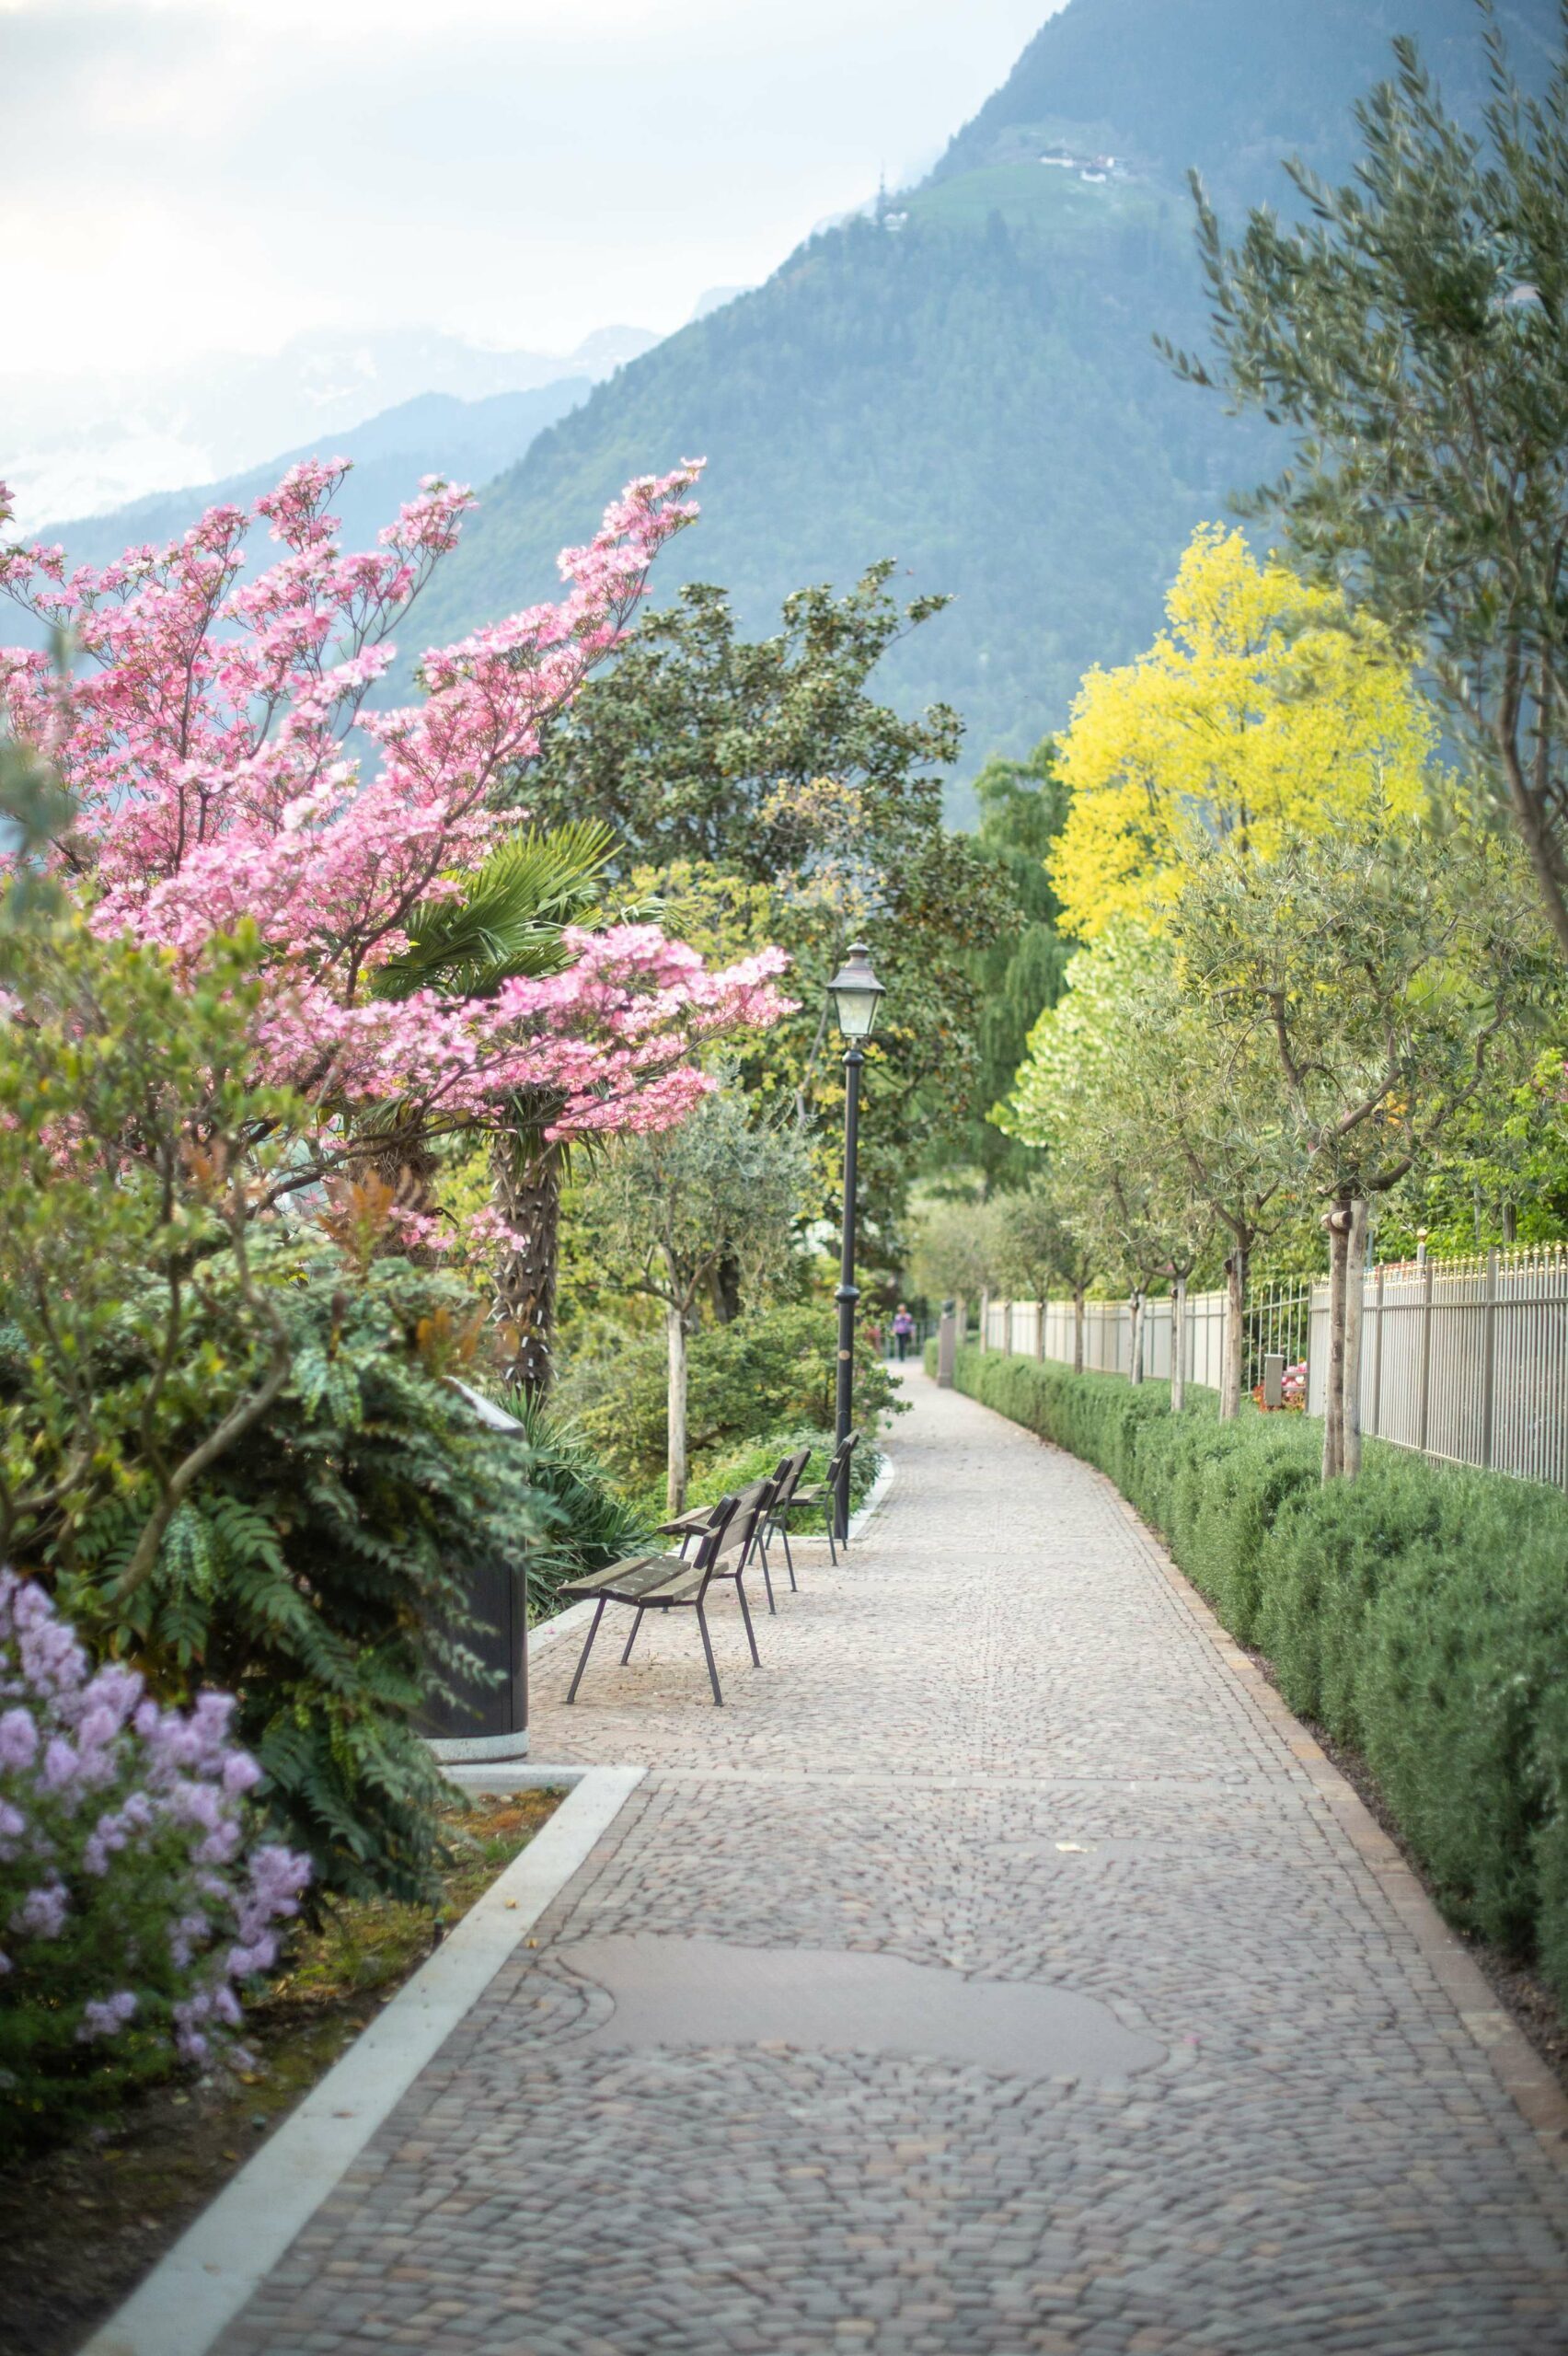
0, 460, 792, 1274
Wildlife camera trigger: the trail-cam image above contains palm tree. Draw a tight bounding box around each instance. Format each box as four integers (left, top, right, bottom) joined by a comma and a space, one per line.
371, 817, 639, 1392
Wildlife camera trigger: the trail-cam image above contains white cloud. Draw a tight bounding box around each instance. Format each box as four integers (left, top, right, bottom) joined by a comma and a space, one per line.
0, 0, 1060, 374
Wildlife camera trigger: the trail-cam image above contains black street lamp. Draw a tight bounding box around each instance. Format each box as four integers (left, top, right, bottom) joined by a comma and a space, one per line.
825, 941, 885, 1544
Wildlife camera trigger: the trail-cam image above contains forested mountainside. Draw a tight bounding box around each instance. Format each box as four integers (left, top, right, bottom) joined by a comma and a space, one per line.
409, 0, 1558, 819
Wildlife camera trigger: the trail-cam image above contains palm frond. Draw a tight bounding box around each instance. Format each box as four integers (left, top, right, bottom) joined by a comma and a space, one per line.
375, 820, 626, 1001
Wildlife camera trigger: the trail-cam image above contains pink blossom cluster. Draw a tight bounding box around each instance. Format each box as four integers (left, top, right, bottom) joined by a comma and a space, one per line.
0, 1570, 310, 2070
0, 456, 790, 1171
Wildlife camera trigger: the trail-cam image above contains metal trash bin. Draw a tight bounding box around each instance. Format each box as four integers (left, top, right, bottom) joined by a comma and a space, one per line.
421, 1379, 530, 1764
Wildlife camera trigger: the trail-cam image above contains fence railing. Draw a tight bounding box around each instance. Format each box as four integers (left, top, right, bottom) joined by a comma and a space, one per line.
983, 1280, 1307, 1398
1307, 1244, 1568, 1490
978, 1248, 1568, 1491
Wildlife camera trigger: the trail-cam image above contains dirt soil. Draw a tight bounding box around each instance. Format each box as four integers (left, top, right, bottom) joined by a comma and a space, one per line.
0, 1786, 562, 2356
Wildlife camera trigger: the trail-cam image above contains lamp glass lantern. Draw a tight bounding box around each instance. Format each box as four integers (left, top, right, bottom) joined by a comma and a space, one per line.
826, 942, 885, 1042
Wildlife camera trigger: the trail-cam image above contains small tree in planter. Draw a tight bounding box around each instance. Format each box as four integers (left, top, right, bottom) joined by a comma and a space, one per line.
579, 1090, 814, 1512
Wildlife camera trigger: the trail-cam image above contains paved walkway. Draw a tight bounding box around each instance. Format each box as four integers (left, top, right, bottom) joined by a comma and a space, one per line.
222, 1370, 1568, 2355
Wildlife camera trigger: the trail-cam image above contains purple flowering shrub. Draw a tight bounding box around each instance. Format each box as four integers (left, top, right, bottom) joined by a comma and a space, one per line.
0, 1570, 310, 2140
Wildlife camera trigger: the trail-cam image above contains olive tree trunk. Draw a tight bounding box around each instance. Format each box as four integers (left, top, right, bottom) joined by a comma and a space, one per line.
1342, 1196, 1369, 1480
1171, 1274, 1187, 1415
1073, 1283, 1086, 1375
1221, 1246, 1248, 1420
665, 1299, 689, 1516
1128, 1289, 1146, 1385
1321, 1197, 1353, 1482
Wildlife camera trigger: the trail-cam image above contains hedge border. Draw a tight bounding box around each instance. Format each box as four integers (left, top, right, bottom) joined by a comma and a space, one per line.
931, 1340, 1568, 2025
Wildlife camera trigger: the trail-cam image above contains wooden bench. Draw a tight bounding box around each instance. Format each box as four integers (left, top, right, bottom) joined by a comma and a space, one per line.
758, 1445, 814, 1596
778, 1430, 860, 1565
560, 1481, 773, 1708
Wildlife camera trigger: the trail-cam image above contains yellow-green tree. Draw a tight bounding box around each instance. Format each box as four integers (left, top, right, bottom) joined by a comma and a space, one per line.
1049, 526, 1435, 941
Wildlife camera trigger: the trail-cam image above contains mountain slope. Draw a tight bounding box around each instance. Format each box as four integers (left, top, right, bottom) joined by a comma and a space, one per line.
30, 383, 593, 576
411, 0, 1559, 819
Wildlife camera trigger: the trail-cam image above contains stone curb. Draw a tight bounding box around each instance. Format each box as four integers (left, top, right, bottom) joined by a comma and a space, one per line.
80, 1762, 646, 2356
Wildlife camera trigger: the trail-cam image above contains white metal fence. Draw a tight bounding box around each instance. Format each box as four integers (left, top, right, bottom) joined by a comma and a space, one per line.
985, 1282, 1304, 1396
1307, 1245, 1568, 1490
979, 1248, 1568, 1490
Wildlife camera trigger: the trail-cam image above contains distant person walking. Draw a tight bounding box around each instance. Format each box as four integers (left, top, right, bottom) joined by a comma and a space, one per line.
892, 1303, 916, 1361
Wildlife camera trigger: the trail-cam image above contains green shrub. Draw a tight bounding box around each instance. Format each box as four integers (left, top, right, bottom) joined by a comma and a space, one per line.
948, 1343, 1568, 2008
497, 1392, 660, 1620
56, 1242, 553, 1908
558, 1302, 903, 1492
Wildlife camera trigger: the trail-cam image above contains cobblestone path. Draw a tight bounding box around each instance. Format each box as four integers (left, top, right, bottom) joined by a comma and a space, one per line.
222, 1371, 1568, 2355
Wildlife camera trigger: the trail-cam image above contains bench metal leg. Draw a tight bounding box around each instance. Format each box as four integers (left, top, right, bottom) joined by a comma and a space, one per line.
825, 1515, 838, 1567
779, 1520, 798, 1592
620, 1606, 645, 1665
734, 1573, 761, 1668
566, 1596, 607, 1703
755, 1536, 777, 1615
695, 1603, 723, 1706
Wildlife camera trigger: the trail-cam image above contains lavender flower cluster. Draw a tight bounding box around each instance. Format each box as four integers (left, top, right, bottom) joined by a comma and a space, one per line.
0, 1569, 310, 2080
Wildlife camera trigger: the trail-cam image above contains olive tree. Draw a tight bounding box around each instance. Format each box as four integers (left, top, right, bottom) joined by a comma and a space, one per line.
1172, 12, 1568, 960
578, 1089, 813, 1511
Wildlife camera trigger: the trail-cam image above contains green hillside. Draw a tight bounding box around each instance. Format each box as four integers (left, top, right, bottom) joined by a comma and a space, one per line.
406, 0, 1561, 820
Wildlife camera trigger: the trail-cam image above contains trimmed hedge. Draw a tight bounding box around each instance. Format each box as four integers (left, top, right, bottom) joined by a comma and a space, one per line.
934, 1341, 1568, 2007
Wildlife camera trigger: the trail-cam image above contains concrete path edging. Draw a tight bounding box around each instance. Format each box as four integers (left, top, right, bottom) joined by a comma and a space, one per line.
81, 1762, 645, 2356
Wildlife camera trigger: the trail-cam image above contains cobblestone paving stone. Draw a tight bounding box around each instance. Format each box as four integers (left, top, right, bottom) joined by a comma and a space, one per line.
219, 1371, 1568, 2355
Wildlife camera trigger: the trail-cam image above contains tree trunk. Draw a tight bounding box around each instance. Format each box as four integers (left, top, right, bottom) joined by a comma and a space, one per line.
1129, 1290, 1145, 1385
1073, 1283, 1086, 1376
665, 1299, 689, 1516
708, 1251, 743, 1324
1171, 1273, 1187, 1415
1503, 1200, 1518, 1246
491, 1127, 565, 1396
978, 1287, 989, 1351
1221, 1247, 1248, 1421
1342, 1196, 1368, 1481
954, 1293, 967, 1349
368, 1114, 440, 1256
1322, 1197, 1353, 1483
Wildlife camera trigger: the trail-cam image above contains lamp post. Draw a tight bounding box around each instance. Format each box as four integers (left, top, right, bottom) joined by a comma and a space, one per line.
825, 941, 885, 1544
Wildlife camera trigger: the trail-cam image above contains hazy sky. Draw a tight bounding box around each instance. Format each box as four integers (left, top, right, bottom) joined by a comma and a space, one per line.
2, 0, 1063, 375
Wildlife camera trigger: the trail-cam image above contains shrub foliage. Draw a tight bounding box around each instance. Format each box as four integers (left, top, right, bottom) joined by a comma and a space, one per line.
940, 1342, 1568, 2004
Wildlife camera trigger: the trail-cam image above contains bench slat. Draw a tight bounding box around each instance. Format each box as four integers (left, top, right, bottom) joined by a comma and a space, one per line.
560, 1553, 693, 1603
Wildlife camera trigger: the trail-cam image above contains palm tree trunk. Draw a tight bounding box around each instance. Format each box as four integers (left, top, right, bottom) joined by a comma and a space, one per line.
491, 1127, 565, 1395
368, 1114, 441, 1259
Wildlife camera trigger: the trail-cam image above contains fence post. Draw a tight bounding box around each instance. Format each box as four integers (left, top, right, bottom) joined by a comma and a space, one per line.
1417, 1254, 1435, 1456
1371, 1263, 1384, 1439
1482, 1246, 1498, 1470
